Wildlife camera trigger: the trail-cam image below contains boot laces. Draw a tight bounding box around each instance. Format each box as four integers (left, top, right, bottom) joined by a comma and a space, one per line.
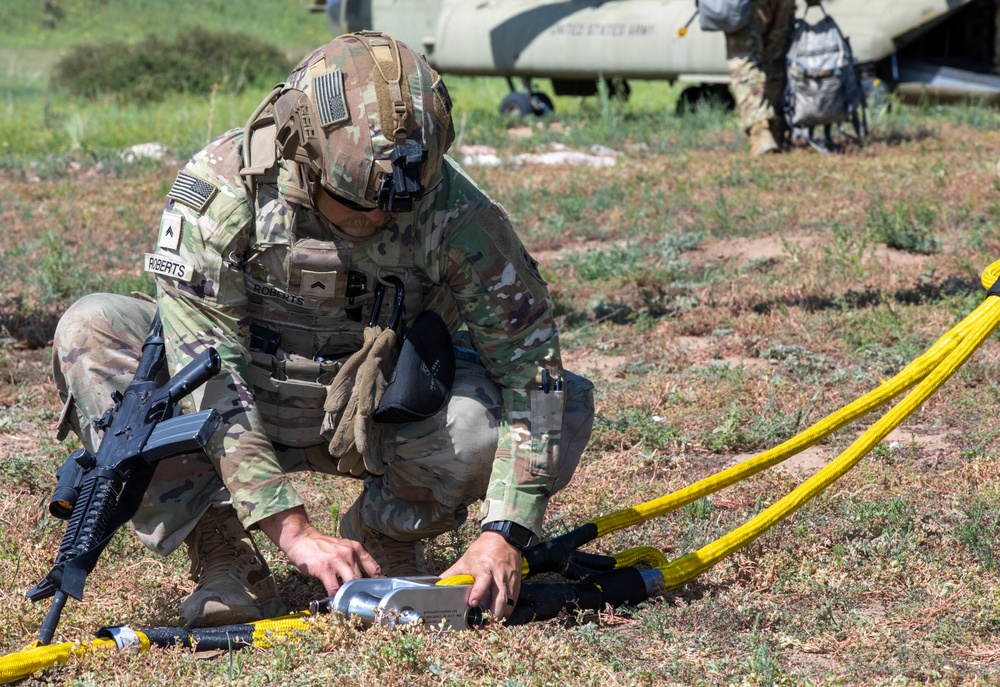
190, 509, 263, 585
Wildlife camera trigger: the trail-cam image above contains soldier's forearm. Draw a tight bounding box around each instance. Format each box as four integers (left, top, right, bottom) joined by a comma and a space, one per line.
257, 505, 313, 554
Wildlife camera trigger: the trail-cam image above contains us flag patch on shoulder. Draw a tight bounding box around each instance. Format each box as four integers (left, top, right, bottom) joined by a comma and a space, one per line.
167, 172, 217, 213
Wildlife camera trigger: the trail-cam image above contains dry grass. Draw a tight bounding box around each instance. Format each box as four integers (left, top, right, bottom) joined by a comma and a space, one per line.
3, 114, 1000, 685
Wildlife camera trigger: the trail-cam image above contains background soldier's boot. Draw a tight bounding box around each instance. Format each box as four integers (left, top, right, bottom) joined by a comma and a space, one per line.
749, 121, 779, 156
769, 118, 788, 150
340, 498, 429, 577
180, 505, 286, 627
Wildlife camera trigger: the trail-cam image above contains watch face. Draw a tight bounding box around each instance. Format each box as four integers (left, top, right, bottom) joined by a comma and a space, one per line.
484, 521, 536, 551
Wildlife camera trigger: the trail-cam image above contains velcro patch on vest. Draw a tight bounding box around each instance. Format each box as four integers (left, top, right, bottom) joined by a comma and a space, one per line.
144, 253, 194, 283
167, 172, 217, 213
245, 276, 321, 309
299, 269, 341, 298
314, 69, 349, 127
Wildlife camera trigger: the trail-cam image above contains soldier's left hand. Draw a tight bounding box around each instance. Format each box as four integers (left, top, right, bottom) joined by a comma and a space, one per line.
440, 532, 521, 621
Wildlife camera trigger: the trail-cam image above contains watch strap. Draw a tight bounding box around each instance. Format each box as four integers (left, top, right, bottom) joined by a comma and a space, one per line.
481, 520, 538, 551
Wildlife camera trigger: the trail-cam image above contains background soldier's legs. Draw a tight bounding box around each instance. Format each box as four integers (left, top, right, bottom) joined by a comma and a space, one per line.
726, 9, 770, 134
726, 0, 795, 148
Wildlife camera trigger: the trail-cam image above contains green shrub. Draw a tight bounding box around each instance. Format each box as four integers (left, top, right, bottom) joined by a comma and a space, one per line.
864, 195, 940, 255
590, 409, 681, 451
51, 28, 293, 101
558, 233, 700, 283
955, 492, 999, 569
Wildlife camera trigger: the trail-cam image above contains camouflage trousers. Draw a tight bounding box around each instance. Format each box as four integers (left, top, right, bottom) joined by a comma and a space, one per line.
52, 294, 594, 556
726, 0, 796, 133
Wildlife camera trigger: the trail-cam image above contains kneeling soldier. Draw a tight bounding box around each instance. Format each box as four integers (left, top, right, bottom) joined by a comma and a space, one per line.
52, 32, 594, 626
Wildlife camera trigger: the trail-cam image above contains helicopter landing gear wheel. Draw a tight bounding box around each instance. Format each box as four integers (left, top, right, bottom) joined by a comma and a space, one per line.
499, 91, 554, 117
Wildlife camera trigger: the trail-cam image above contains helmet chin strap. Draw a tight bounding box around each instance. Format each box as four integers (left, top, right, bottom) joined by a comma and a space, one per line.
241, 82, 327, 213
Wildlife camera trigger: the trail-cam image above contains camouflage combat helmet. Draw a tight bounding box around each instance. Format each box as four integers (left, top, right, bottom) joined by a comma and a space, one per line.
266, 32, 455, 213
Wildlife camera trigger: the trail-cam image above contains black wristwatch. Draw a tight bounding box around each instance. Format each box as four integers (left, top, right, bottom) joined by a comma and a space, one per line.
481, 520, 539, 551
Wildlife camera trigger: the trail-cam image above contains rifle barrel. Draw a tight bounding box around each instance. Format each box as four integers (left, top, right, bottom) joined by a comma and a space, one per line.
38, 591, 68, 645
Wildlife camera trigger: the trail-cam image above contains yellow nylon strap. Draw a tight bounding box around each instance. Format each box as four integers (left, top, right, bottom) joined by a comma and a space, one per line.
0, 615, 314, 684
0, 637, 124, 685
247, 613, 314, 648
652, 293, 1000, 590
613, 546, 670, 569
982, 259, 1000, 290
590, 293, 994, 539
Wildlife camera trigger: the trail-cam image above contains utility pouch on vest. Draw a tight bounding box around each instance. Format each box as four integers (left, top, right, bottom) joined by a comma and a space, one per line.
375, 310, 456, 423
249, 350, 342, 448
321, 277, 405, 477
553, 369, 595, 493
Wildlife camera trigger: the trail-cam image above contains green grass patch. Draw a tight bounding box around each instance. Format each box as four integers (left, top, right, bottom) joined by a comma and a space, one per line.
558, 234, 700, 283
6, 8, 1000, 684
955, 490, 1000, 569
589, 408, 682, 452
865, 194, 940, 255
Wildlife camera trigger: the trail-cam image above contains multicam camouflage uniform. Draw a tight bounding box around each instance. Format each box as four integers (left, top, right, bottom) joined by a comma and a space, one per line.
726, 0, 797, 134
53, 138, 594, 557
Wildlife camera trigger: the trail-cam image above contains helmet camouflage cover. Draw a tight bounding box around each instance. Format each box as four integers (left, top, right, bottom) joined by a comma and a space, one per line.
271, 32, 455, 211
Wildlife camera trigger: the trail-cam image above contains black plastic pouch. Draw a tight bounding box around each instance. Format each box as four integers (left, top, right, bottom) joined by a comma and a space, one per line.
374, 310, 456, 423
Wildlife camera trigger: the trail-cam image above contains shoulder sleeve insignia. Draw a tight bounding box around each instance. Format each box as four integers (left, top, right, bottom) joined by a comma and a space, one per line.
167, 172, 218, 213
158, 212, 182, 250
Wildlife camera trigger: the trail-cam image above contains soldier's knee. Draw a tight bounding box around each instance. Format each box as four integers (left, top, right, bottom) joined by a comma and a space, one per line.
448, 397, 500, 460
54, 294, 93, 339
54, 294, 116, 349
54, 293, 152, 353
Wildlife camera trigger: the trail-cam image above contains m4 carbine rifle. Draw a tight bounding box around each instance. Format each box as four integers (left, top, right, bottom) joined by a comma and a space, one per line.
27, 312, 222, 645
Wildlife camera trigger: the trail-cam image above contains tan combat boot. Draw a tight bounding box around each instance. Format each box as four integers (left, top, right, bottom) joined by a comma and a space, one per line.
749, 121, 780, 156
340, 498, 429, 577
180, 505, 286, 627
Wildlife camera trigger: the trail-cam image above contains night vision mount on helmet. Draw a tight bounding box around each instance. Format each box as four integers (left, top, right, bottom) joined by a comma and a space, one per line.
243, 31, 455, 214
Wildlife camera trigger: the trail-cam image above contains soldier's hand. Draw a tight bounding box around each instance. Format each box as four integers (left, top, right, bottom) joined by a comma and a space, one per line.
258, 505, 383, 595
440, 532, 522, 621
